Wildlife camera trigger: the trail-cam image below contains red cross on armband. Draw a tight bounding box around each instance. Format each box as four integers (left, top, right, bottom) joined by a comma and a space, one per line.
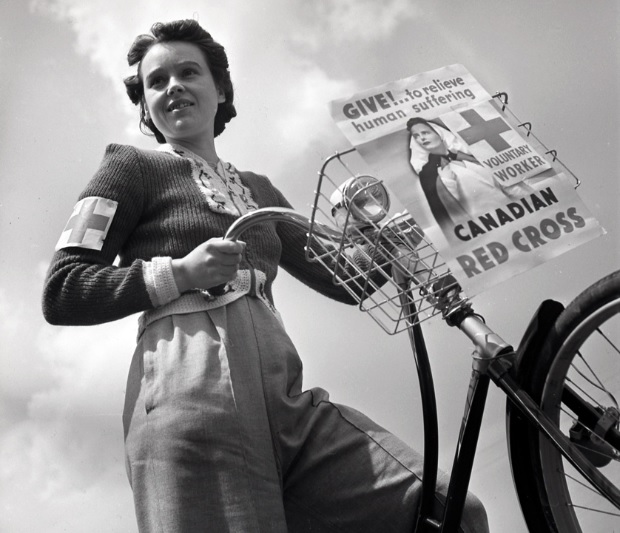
55, 197, 118, 251
457, 108, 512, 153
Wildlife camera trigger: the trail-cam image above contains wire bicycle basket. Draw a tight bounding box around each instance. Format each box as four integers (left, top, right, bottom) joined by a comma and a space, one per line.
305, 148, 470, 335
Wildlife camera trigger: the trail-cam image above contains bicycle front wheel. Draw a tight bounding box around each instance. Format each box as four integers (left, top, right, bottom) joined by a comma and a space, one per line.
514, 270, 620, 531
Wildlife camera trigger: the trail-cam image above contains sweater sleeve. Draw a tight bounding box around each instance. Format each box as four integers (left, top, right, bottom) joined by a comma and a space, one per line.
42, 144, 158, 326
270, 186, 366, 305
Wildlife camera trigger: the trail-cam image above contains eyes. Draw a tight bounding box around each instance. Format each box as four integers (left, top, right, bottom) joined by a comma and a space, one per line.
411, 127, 436, 141
146, 67, 199, 89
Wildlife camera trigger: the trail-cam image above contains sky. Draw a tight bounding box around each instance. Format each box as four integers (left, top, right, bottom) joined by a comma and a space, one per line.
0, 0, 618, 531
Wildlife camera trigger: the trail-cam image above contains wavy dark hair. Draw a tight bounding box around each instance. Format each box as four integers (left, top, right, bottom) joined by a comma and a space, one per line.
123, 19, 237, 142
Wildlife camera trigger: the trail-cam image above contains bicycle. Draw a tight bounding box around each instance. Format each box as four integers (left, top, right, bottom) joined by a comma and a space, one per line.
221, 148, 619, 532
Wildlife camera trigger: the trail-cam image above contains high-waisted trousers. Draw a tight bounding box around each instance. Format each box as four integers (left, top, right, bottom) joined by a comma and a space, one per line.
123, 296, 488, 532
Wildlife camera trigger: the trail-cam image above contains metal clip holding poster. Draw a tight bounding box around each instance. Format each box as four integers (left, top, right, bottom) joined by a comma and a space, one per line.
491, 92, 576, 186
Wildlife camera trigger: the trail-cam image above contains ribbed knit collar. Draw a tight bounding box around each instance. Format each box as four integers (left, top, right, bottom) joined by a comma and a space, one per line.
158, 143, 219, 168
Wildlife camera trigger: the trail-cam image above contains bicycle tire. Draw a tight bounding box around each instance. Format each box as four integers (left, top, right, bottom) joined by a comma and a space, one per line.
509, 270, 620, 532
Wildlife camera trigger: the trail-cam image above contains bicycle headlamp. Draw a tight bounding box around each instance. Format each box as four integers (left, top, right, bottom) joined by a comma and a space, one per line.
329, 175, 391, 228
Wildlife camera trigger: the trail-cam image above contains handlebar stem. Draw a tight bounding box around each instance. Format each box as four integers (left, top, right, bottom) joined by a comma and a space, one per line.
458, 314, 514, 360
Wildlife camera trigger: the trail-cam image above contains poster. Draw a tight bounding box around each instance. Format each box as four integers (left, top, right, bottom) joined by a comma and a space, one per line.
329, 64, 604, 295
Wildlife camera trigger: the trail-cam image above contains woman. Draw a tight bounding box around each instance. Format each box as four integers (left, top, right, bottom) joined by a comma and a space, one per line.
407, 117, 520, 228
43, 20, 488, 532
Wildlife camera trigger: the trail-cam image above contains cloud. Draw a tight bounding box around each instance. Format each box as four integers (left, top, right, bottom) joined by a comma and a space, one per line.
296, 0, 421, 48
31, 0, 140, 86
0, 266, 138, 531
0, 453, 133, 533
218, 54, 358, 177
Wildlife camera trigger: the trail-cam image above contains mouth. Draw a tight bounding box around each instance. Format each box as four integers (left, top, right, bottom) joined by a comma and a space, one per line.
167, 100, 194, 112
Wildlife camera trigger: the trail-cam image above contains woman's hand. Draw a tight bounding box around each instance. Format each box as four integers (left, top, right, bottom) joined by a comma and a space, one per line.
171, 238, 246, 293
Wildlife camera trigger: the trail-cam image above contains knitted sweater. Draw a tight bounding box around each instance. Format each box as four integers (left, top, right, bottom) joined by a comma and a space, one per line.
42, 143, 356, 326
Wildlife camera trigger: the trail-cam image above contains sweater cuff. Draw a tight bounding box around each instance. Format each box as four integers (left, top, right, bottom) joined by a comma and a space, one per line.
143, 257, 181, 307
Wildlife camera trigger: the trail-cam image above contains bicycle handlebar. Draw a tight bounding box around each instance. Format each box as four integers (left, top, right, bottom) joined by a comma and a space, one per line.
223, 207, 344, 242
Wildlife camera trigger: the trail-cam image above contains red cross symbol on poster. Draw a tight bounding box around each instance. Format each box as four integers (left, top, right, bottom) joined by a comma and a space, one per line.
456, 108, 512, 152
440, 100, 551, 187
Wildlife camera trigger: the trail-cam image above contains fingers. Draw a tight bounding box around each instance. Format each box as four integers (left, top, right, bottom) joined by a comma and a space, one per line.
205, 239, 245, 266
202, 238, 246, 288
171, 239, 247, 293
206, 238, 245, 255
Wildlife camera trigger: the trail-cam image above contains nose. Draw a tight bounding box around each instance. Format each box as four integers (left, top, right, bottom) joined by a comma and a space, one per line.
167, 79, 185, 95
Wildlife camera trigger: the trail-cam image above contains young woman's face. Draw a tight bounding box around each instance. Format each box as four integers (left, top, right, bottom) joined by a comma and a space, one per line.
141, 41, 225, 146
410, 123, 445, 155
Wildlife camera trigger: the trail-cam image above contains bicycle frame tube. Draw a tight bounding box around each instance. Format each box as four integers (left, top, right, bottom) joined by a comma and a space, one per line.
439, 367, 490, 533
